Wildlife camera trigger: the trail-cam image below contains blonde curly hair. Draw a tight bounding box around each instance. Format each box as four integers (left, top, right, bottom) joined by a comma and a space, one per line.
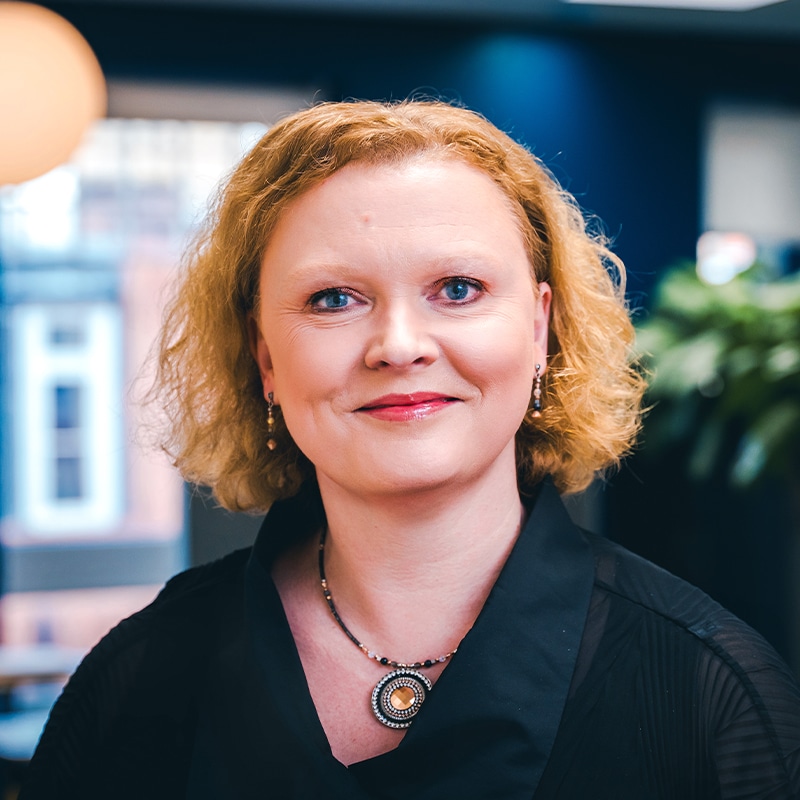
148, 99, 646, 511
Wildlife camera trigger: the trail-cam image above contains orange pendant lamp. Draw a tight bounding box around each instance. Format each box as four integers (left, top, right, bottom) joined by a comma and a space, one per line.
0, 2, 106, 185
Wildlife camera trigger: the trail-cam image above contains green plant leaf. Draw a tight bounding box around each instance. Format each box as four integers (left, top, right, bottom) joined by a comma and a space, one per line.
731, 400, 800, 487
688, 415, 726, 482
634, 260, 800, 489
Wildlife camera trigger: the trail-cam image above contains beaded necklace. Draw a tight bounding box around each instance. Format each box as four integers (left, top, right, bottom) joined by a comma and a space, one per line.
318, 527, 458, 728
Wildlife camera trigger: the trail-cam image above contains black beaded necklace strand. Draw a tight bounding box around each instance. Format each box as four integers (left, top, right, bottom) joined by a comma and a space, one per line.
318, 527, 458, 728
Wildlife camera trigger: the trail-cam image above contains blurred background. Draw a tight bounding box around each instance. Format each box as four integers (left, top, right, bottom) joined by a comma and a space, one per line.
0, 0, 799, 788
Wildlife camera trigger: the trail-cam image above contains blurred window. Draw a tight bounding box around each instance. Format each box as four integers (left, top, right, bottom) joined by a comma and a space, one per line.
703, 103, 800, 274
0, 81, 312, 652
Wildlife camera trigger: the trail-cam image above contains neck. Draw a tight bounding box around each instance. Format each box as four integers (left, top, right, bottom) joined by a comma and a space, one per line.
313, 463, 526, 663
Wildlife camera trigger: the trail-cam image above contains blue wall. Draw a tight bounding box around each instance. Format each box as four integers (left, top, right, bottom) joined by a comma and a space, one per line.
39, 4, 712, 300
37, 5, 800, 302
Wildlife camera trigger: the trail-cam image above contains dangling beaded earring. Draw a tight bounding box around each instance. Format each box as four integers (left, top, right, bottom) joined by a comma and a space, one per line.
532, 364, 543, 419
267, 392, 277, 451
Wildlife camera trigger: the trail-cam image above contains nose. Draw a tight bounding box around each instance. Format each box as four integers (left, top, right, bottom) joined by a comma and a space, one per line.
364, 302, 439, 369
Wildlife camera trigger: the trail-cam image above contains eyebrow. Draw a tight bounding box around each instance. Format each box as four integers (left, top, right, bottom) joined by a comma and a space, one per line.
274, 250, 509, 282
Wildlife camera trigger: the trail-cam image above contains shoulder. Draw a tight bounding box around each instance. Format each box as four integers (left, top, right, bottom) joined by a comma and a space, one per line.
152, 545, 252, 613
581, 529, 797, 681
584, 530, 740, 635
54, 544, 251, 703
21, 548, 253, 800
581, 530, 800, 795
83, 545, 253, 677
582, 530, 786, 666
95, 545, 251, 651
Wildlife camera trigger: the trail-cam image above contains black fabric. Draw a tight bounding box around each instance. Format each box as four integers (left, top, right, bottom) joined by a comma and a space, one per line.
19, 482, 800, 799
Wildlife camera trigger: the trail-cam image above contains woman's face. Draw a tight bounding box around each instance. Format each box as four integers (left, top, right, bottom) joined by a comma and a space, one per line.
251, 156, 551, 500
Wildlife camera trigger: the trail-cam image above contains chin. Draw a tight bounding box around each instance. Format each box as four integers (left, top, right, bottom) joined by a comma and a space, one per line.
329, 459, 498, 501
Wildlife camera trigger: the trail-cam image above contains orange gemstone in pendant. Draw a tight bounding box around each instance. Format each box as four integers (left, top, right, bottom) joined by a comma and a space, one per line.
389, 685, 416, 711
372, 669, 432, 728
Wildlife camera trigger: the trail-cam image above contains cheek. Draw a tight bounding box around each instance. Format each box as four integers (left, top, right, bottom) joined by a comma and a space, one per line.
487, 345, 538, 438
268, 325, 362, 432
268, 321, 341, 385
452, 314, 537, 385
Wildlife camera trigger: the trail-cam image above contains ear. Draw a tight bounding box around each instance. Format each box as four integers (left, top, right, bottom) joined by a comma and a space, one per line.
534, 281, 552, 371
247, 314, 276, 402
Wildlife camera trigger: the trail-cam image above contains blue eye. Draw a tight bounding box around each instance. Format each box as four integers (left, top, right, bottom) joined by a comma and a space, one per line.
310, 288, 354, 311
439, 278, 482, 303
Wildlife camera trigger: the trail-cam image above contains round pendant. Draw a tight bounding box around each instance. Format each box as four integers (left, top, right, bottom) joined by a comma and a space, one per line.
371, 668, 432, 729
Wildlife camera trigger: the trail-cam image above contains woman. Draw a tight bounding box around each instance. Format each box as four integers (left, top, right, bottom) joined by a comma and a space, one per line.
21, 100, 800, 798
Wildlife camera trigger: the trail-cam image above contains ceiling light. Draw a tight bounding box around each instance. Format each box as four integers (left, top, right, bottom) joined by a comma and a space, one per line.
562, 0, 787, 10
696, 231, 756, 286
0, 2, 106, 185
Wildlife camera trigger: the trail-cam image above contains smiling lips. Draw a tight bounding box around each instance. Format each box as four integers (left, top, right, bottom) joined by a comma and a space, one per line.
357, 393, 460, 421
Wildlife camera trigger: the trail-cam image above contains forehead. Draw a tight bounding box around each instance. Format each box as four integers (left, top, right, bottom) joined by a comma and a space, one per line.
257, 155, 534, 299
273, 154, 525, 238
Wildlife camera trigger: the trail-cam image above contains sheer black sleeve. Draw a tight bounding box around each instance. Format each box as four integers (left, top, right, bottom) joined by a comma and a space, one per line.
536, 532, 800, 800
19, 549, 250, 800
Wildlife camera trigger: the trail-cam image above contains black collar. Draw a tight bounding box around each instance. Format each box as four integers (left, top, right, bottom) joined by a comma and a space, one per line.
244, 479, 594, 798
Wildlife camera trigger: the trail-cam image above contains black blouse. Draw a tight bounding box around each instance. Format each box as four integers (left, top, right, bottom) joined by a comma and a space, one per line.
20, 482, 800, 799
